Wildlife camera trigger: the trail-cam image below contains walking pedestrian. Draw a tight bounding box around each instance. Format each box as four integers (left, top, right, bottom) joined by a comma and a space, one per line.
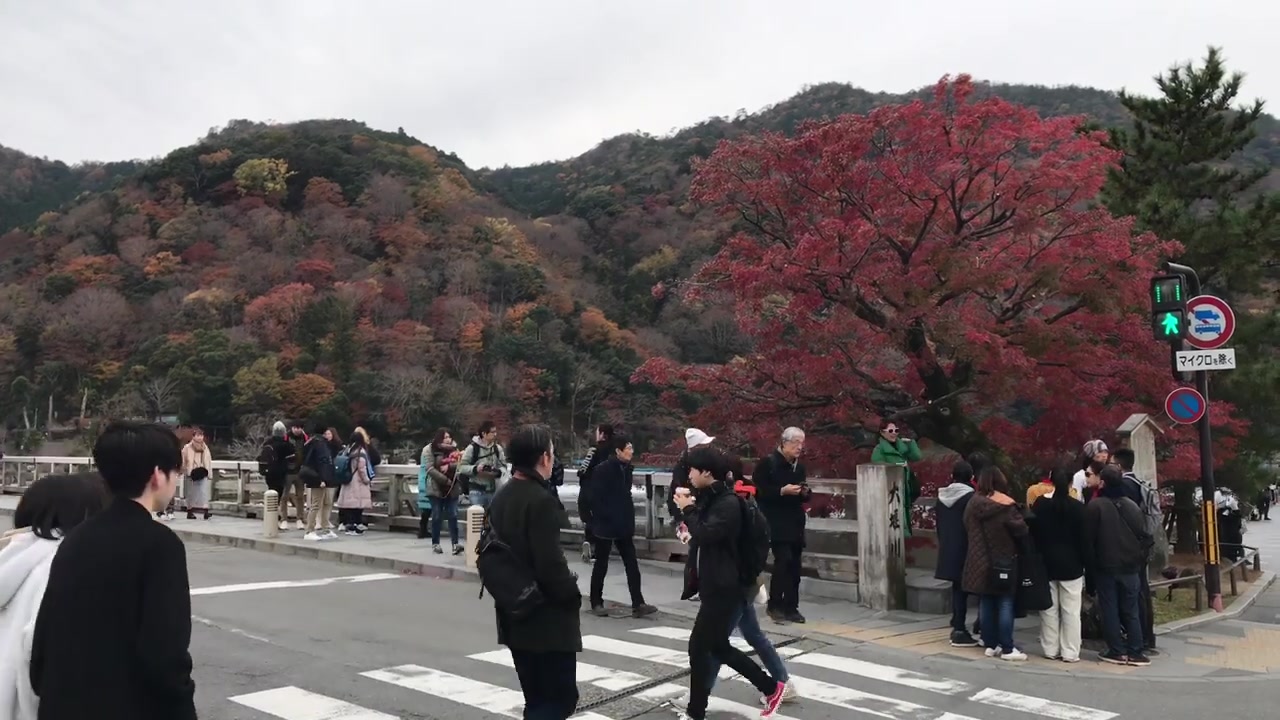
576, 423, 614, 563
752, 427, 811, 624
486, 425, 582, 720
675, 446, 786, 719
585, 433, 657, 618
30, 420, 197, 719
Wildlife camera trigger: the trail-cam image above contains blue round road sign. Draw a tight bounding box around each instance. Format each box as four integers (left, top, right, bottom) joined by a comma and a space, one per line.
1165, 387, 1207, 425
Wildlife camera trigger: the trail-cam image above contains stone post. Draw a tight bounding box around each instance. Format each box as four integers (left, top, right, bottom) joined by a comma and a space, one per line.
857, 463, 907, 611
1117, 413, 1169, 572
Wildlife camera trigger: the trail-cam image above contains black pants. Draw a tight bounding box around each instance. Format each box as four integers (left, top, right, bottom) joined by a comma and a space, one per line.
950, 582, 971, 632
589, 537, 645, 607
768, 542, 803, 612
510, 648, 578, 720
417, 509, 433, 539
1138, 571, 1155, 649
687, 594, 777, 719
338, 508, 364, 527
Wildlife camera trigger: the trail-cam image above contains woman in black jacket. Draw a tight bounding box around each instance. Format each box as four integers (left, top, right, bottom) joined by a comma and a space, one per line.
586, 434, 656, 618
576, 424, 614, 562
1029, 464, 1089, 662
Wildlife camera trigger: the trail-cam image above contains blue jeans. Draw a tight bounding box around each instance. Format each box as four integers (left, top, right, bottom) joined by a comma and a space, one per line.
979, 593, 1015, 653
469, 489, 493, 509
707, 598, 789, 690
432, 497, 459, 545
1096, 571, 1143, 656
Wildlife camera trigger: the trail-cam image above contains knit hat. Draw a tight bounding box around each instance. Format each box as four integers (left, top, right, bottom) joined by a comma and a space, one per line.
1082, 439, 1108, 458
685, 428, 715, 449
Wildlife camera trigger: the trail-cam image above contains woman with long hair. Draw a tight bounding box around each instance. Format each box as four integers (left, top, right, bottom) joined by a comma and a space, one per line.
336, 429, 374, 535
0, 472, 108, 719
1029, 464, 1089, 662
422, 428, 462, 553
962, 466, 1029, 661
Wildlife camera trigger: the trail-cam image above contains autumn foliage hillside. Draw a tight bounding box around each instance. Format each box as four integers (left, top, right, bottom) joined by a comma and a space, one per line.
0, 120, 662, 454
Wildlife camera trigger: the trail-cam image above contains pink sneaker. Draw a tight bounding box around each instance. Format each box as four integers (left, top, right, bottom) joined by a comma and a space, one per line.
761, 681, 785, 717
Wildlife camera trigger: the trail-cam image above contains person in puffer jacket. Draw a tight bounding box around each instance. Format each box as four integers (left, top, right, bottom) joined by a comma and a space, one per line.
934, 461, 978, 647
0, 472, 108, 720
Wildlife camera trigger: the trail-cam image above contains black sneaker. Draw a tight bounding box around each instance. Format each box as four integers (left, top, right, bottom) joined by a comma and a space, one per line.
949, 630, 980, 648
186, 511, 197, 520
767, 609, 788, 624
1144, 647, 1161, 657
1127, 653, 1152, 666
589, 605, 609, 617
784, 610, 807, 624
1099, 650, 1129, 665
632, 604, 658, 618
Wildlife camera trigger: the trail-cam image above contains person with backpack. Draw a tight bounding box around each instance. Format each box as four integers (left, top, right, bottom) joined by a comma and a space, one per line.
701, 456, 796, 703
584, 433, 657, 618
1085, 465, 1152, 666
335, 430, 373, 535
751, 426, 811, 624
458, 420, 506, 510
300, 425, 337, 541
1112, 448, 1161, 655
482, 425, 582, 719
674, 446, 786, 720
260, 422, 297, 531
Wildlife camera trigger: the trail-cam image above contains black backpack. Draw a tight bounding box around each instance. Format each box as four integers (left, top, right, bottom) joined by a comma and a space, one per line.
256, 442, 277, 474
475, 490, 545, 620
737, 495, 772, 585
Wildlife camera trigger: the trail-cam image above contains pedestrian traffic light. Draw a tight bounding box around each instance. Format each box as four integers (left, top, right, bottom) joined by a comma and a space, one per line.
1154, 309, 1185, 340
1151, 274, 1187, 341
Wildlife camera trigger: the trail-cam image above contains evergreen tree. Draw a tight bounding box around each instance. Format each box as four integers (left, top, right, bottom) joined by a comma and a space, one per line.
1103, 47, 1280, 551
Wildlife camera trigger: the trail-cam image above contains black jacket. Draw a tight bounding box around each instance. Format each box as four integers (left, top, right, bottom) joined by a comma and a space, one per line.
1030, 494, 1089, 581
488, 470, 582, 653
680, 483, 749, 602
576, 442, 610, 520
933, 483, 974, 582
302, 436, 334, 488
31, 499, 196, 720
666, 449, 692, 520
587, 456, 635, 540
1084, 490, 1148, 575
263, 436, 296, 481
752, 450, 810, 545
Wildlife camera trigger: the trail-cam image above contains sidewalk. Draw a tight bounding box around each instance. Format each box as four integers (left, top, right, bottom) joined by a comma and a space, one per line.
3, 496, 1277, 680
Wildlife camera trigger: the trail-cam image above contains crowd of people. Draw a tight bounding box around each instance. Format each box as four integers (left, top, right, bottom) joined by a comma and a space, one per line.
933, 442, 1161, 666
0, 416, 1193, 719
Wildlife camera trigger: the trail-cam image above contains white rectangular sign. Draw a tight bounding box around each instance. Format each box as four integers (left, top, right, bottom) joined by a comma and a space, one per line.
1176, 348, 1236, 371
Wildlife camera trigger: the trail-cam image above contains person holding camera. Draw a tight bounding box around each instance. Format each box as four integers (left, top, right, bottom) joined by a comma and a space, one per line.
458, 420, 507, 510
752, 427, 811, 624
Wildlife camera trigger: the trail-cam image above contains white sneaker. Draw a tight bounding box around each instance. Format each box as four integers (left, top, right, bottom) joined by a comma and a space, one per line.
293, 521, 305, 531
304, 532, 323, 541
984, 647, 1002, 658
165, 512, 174, 521
277, 521, 287, 531
782, 679, 798, 701
324, 530, 338, 539
1001, 648, 1028, 662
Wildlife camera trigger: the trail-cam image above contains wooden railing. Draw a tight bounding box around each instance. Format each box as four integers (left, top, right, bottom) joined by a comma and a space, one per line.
1149, 543, 1263, 612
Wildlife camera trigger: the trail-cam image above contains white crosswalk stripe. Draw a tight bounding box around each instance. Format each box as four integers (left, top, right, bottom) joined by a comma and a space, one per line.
222, 624, 1120, 720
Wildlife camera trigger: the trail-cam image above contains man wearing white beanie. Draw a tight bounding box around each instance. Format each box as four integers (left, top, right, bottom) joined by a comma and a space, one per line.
666, 429, 715, 527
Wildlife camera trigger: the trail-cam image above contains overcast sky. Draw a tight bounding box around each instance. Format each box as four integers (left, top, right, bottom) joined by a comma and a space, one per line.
2, 0, 1277, 170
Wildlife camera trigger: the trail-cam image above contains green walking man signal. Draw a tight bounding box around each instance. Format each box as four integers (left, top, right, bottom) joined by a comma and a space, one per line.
1150, 275, 1188, 341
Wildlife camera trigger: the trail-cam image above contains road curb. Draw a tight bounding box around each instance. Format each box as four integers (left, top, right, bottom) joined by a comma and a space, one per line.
1154, 570, 1276, 635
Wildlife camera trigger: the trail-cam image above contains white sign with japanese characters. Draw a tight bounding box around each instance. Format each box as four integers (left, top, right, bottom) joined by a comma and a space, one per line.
1176, 348, 1236, 372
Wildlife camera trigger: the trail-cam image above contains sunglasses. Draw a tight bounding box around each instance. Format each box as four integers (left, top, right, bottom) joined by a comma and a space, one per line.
884, 428, 899, 434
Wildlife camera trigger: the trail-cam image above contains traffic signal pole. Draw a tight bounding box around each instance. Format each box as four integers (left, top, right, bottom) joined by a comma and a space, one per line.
1163, 261, 1223, 611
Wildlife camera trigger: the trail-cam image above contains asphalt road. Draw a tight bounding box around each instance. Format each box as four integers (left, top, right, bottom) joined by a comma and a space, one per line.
173, 542, 1273, 720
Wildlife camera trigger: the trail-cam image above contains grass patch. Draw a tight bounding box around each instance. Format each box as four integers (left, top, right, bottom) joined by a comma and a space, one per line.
1150, 564, 1257, 625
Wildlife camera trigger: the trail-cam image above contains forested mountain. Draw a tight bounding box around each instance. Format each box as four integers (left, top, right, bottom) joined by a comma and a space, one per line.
1, 79, 1276, 460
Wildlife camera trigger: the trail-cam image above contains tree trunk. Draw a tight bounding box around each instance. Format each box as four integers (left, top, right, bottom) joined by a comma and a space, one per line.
79, 388, 89, 424
1173, 481, 1198, 555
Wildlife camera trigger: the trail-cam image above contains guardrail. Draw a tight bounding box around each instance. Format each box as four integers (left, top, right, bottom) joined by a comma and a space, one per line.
1149, 542, 1263, 612
0, 453, 859, 541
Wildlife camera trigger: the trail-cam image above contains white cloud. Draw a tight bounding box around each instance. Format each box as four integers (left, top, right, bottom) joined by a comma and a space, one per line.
1, 0, 1276, 169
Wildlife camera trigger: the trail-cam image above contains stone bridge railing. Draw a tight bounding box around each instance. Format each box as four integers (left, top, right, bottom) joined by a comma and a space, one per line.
0, 455, 944, 604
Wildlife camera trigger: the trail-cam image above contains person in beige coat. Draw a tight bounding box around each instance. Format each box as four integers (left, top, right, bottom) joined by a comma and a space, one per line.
335, 431, 373, 535
181, 430, 214, 520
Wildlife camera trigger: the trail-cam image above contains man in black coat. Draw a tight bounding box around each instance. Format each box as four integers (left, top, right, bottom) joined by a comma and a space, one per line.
1085, 466, 1152, 667
752, 427, 811, 623
934, 461, 978, 647
31, 420, 196, 720
487, 425, 583, 719
675, 447, 785, 720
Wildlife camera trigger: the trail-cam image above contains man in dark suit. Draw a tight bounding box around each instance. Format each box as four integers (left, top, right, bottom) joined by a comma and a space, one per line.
31, 420, 197, 720
752, 427, 811, 624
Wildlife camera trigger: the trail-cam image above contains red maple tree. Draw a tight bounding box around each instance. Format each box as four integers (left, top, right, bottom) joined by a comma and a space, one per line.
633, 76, 1240, 478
